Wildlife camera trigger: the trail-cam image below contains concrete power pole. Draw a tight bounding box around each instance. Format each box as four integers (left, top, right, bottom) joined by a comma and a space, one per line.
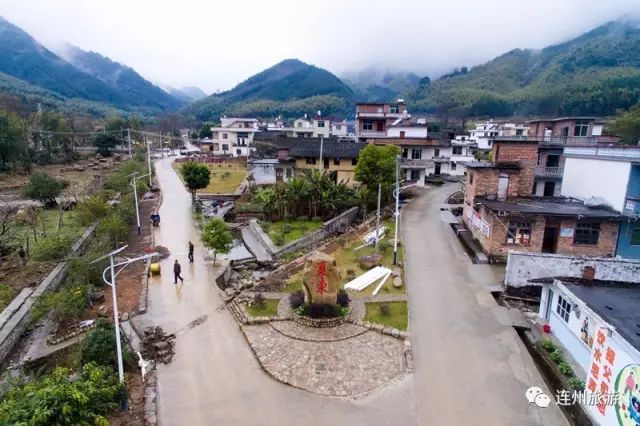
127, 128, 132, 159
375, 183, 381, 250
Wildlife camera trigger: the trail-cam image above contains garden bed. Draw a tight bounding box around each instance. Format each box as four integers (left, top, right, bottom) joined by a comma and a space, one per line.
245, 298, 280, 317
364, 301, 408, 331
260, 219, 323, 246
173, 161, 247, 194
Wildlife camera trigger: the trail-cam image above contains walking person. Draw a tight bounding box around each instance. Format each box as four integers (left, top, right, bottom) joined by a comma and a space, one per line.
18, 246, 26, 266
173, 259, 184, 284
188, 241, 194, 263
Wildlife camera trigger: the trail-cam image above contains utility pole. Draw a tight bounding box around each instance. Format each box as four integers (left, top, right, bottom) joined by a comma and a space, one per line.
375, 182, 381, 250
146, 135, 152, 188
127, 128, 132, 159
393, 155, 400, 265
131, 173, 150, 236
318, 136, 324, 172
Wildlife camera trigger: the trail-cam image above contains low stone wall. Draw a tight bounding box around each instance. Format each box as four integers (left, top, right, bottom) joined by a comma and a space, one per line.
505, 251, 640, 288
250, 207, 360, 258
0, 222, 98, 366
292, 312, 347, 328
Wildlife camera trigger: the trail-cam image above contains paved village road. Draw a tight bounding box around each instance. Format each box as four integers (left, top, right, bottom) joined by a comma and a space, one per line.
139, 158, 416, 426
402, 184, 568, 425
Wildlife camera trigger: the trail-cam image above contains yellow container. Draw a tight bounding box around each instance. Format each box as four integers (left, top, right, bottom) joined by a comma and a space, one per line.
150, 262, 161, 275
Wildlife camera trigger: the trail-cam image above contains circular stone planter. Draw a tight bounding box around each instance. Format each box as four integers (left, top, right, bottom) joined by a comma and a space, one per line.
292, 309, 350, 328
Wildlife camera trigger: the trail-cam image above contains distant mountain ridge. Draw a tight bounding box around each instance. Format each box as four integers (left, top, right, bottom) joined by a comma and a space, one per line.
187, 59, 355, 120
342, 69, 421, 102
0, 16, 182, 115
406, 20, 640, 118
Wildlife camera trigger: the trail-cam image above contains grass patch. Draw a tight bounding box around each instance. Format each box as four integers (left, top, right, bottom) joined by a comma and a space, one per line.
245, 298, 279, 317
261, 219, 323, 246
364, 301, 408, 331
173, 162, 247, 194
0, 284, 17, 311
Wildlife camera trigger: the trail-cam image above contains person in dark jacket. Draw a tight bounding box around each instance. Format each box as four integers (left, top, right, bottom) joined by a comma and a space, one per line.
188, 241, 194, 263
173, 260, 184, 284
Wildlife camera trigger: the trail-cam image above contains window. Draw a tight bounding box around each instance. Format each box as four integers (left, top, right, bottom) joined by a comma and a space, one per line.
297, 122, 302, 128
451, 162, 457, 170
363, 120, 373, 131
351, 158, 357, 166
487, 140, 493, 147
469, 173, 474, 184
452, 146, 462, 155
402, 149, 408, 159
222, 144, 229, 151
390, 105, 399, 114
236, 149, 241, 155
333, 158, 340, 166
410, 170, 421, 181
306, 157, 317, 165
574, 120, 589, 137
516, 129, 523, 136
506, 222, 532, 245
434, 148, 440, 157
631, 226, 640, 246
237, 132, 249, 139
400, 131, 406, 138
212, 132, 219, 139
222, 133, 228, 139
335, 125, 341, 130
574, 222, 600, 245
556, 295, 571, 323
411, 149, 422, 160
317, 121, 325, 128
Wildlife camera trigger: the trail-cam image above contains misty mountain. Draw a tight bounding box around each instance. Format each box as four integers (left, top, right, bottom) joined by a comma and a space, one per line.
187, 59, 355, 120
342, 69, 421, 102
0, 16, 181, 115
406, 20, 640, 118
167, 86, 207, 102
58, 44, 183, 111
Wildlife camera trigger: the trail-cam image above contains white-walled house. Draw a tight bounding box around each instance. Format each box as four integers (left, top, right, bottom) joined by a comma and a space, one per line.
387, 116, 428, 138
537, 277, 640, 425
206, 118, 259, 157
450, 136, 476, 176
470, 120, 528, 150
330, 120, 348, 137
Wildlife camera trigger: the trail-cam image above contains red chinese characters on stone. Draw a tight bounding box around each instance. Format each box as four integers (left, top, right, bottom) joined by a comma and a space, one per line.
315, 261, 328, 295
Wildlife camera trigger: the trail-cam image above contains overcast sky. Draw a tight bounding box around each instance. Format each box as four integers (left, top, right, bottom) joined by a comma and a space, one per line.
1, 0, 639, 94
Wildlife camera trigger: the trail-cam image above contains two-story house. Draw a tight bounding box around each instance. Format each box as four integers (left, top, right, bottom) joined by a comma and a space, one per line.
462, 139, 624, 262
470, 120, 528, 150
492, 117, 620, 197
355, 100, 406, 142
204, 117, 259, 157
560, 145, 640, 259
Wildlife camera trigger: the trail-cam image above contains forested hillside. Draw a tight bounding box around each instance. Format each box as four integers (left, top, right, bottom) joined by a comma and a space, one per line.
406, 21, 640, 118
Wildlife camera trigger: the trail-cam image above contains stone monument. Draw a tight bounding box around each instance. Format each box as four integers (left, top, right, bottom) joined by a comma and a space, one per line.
301, 251, 341, 305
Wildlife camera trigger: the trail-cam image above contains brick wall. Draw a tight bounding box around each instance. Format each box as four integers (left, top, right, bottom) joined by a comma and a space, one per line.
471, 212, 618, 261
492, 142, 537, 196
556, 220, 618, 257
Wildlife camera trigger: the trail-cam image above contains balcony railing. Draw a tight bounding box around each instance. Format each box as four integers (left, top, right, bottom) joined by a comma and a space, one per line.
624, 197, 640, 216
493, 135, 618, 145
535, 166, 564, 177
358, 130, 387, 138
401, 158, 433, 168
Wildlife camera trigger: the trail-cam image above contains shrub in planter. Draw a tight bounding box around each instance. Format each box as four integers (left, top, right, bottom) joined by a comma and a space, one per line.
549, 350, 564, 364
336, 289, 350, 308
379, 302, 391, 317
567, 377, 585, 391
558, 360, 574, 377
289, 290, 305, 310
541, 339, 557, 353
305, 303, 341, 318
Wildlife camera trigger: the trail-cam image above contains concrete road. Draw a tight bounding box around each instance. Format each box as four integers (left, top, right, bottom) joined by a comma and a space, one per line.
140, 158, 416, 426
402, 184, 568, 425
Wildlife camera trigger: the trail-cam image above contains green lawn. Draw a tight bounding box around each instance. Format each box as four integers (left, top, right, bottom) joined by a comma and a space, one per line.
245, 298, 280, 317
364, 301, 408, 331
282, 218, 405, 296
261, 219, 323, 246
11, 208, 85, 247
174, 162, 247, 194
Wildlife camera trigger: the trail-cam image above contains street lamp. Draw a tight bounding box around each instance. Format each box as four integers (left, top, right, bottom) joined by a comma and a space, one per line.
130, 173, 150, 236
393, 155, 400, 265
91, 245, 158, 384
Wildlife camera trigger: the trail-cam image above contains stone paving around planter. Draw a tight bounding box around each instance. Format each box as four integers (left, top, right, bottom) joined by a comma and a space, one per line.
242, 322, 407, 397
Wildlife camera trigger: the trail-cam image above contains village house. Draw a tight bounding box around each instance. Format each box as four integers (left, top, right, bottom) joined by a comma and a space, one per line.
355, 99, 407, 142
462, 139, 624, 261
470, 120, 529, 150
560, 145, 640, 259
491, 117, 620, 197
247, 158, 294, 185
200, 117, 259, 157
249, 136, 365, 187
502, 252, 640, 425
